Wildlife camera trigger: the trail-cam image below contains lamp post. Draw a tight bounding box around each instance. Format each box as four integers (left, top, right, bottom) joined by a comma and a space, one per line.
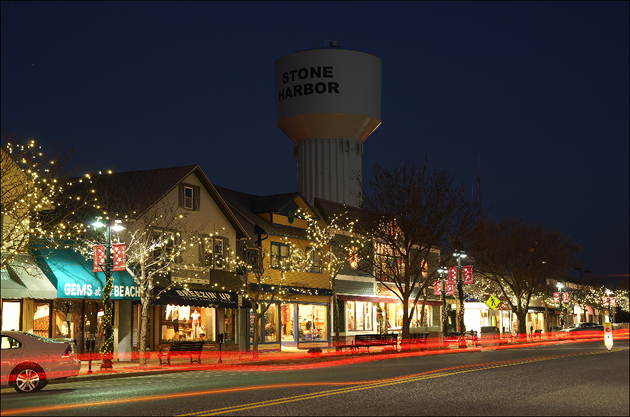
91, 218, 125, 370
437, 267, 448, 338
556, 282, 564, 330
605, 289, 613, 324
454, 251, 467, 348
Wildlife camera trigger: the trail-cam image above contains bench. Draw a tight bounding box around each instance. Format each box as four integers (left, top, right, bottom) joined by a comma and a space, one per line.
354, 333, 399, 353
444, 330, 479, 347
400, 332, 430, 349
158, 341, 204, 365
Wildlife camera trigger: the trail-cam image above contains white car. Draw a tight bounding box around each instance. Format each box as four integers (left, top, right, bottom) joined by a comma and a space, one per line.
1, 331, 81, 393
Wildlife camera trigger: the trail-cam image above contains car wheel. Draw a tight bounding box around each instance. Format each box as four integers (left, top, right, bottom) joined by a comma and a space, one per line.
11, 364, 47, 393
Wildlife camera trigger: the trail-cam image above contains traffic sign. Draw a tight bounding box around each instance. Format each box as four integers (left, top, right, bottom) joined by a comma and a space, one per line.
485, 295, 500, 310
604, 322, 613, 351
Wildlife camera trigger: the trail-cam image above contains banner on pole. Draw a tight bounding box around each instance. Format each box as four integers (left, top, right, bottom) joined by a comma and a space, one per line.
113, 243, 127, 271
92, 245, 105, 272
433, 281, 442, 296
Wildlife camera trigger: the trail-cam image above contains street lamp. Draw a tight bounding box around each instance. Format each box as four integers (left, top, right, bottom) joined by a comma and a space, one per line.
91, 218, 125, 370
437, 267, 449, 337
453, 251, 467, 348
605, 289, 613, 324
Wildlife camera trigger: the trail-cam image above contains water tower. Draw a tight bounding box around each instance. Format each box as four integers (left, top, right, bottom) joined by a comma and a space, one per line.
275, 41, 382, 207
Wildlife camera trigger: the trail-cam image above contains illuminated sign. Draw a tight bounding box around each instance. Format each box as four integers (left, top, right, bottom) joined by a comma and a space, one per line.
604, 322, 613, 351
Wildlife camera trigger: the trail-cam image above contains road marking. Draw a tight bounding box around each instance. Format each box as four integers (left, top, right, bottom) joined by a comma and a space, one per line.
182, 347, 629, 416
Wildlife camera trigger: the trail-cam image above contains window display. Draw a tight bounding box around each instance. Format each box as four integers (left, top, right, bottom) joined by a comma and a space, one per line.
281, 303, 294, 341
264, 304, 278, 342
33, 302, 51, 338
1, 301, 20, 331
346, 301, 373, 331
298, 304, 327, 341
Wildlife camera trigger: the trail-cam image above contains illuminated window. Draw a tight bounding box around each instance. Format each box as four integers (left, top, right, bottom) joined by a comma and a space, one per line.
345, 301, 373, 331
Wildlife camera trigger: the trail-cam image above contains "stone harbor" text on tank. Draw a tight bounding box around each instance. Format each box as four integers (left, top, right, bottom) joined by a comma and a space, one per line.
278, 66, 340, 102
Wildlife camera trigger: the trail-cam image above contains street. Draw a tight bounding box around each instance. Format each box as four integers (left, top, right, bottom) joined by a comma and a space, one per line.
1, 339, 628, 416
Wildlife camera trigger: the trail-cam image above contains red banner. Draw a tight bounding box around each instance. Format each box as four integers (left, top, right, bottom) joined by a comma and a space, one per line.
553, 292, 559, 303
434, 281, 442, 296
112, 243, 126, 271
610, 297, 616, 307
448, 267, 457, 284
602, 297, 608, 306
562, 292, 569, 303
446, 282, 455, 295
92, 245, 105, 272
462, 266, 473, 284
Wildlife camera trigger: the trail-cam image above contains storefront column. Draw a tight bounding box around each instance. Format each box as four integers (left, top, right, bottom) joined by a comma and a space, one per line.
117, 300, 132, 361
22, 299, 34, 334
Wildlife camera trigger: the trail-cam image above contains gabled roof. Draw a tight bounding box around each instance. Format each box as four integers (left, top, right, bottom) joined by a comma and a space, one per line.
86, 165, 249, 240
214, 186, 316, 241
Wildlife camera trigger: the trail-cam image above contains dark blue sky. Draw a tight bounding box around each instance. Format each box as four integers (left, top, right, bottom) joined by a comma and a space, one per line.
2, 2, 628, 279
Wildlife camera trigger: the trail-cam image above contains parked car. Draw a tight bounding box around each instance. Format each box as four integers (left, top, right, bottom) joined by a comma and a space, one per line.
1, 331, 81, 393
560, 322, 604, 337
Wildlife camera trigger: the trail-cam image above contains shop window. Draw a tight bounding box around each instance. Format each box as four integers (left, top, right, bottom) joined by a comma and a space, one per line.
298, 304, 328, 341
281, 303, 294, 341
263, 304, 278, 342
345, 301, 373, 331
223, 308, 234, 341
33, 302, 51, 338
271, 242, 289, 269
162, 304, 208, 341
53, 300, 83, 342
1, 301, 21, 331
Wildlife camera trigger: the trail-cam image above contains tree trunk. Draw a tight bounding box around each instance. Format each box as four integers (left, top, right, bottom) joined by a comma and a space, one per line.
139, 294, 150, 366
252, 309, 260, 360
515, 308, 527, 340
332, 279, 340, 350
401, 297, 410, 340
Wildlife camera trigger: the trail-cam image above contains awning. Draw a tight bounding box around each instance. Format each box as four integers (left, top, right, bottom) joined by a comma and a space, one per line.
35, 248, 140, 300
1, 254, 57, 299
152, 287, 251, 309
528, 306, 559, 313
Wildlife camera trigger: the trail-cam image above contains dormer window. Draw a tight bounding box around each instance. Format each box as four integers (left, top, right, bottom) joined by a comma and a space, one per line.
179, 183, 200, 210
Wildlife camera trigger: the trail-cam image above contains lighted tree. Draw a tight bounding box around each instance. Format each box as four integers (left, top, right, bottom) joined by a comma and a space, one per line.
356, 158, 481, 340
80, 200, 214, 366
1, 130, 97, 269
469, 217, 580, 336
302, 209, 359, 348
242, 239, 307, 359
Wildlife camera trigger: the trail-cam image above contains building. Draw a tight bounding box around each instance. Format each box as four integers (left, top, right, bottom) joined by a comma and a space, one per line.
215, 186, 332, 350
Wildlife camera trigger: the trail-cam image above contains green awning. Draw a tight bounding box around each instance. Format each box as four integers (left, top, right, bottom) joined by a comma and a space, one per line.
1, 254, 57, 299
35, 248, 140, 300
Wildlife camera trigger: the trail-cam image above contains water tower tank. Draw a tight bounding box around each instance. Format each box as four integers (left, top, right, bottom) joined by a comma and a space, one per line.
275, 43, 381, 206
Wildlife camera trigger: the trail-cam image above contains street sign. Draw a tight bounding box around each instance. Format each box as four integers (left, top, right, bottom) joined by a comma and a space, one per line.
604, 322, 613, 351
485, 295, 500, 310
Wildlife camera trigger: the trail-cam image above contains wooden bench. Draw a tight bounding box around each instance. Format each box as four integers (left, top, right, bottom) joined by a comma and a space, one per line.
354, 333, 399, 353
158, 341, 205, 365
444, 330, 479, 347
400, 332, 430, 349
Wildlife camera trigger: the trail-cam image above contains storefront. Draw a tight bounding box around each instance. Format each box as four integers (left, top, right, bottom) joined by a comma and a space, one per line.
1, 254, 57, 336
249, 285, 332, 348
152, 286, 251, 346
35, 248, 140, 357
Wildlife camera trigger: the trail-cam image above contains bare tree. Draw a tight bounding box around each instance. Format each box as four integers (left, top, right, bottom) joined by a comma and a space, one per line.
1, 129, 97, 269
469, 217, 580, 336
357, 158, 481, 340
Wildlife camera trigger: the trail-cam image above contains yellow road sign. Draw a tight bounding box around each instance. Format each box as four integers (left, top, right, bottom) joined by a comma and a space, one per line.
486, 295, 500, 310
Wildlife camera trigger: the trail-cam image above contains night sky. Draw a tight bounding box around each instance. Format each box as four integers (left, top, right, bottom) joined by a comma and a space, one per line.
2, 2, 628, 280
